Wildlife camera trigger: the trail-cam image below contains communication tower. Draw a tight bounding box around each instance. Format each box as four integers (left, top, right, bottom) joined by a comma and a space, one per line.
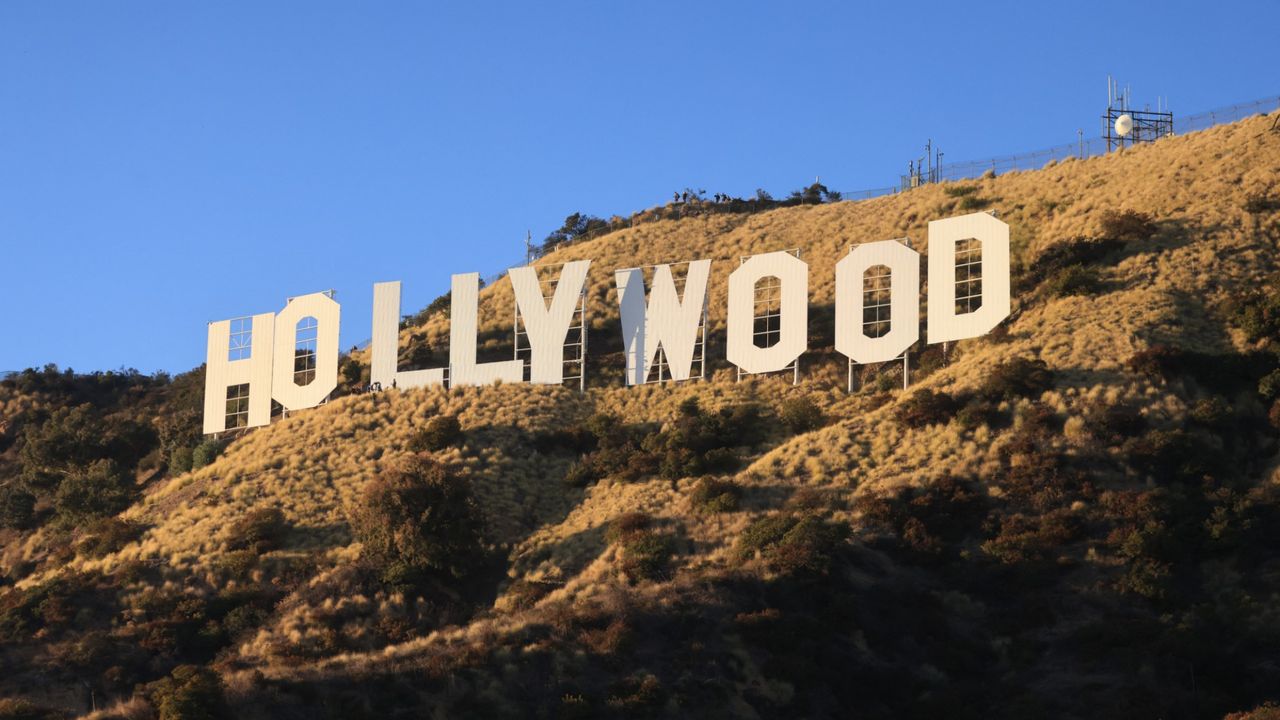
1103, 76, 1173, 152
901, 139, 944, 191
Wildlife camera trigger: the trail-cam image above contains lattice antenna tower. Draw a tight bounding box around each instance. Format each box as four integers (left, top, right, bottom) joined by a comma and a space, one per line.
1103, 75, 1173, 152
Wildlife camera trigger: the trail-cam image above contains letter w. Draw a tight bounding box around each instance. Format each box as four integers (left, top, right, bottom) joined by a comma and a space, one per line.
614, 260, 710, 386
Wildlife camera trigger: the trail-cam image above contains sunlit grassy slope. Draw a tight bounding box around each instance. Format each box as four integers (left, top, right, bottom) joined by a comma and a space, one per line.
29, 114, 1280, 689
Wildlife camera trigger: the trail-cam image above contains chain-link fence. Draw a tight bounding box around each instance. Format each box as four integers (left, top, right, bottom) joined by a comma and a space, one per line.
868, 95, 1280, 196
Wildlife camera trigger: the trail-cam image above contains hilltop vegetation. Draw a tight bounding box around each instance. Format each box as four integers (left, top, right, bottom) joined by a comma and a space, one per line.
1, 113, 1280, 719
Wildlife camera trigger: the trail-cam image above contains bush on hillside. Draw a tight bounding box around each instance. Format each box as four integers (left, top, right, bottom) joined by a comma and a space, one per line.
225, 507, 289, 554
1259, 369, 1280, 402
944, 184, 978, 197
0, 698, 65, 720
169, 446, 194, 474
146, 665, 230, 720
76, 517, 145, 558
1232, 281, 1280, 345
689, 478, 742, 513
618, 532, 676, 583
191, 439, 224, 470
408, 415, 463, 452
540, 212, 612, 256
955, 399, 1003, 430
856, 476, 986, 559
981, 509, 1081, 565
18, 405, 109, 477
54, 459, 132, 521
779, 397, 825, 434
895, 389, 960, 428
1126, 344, 1183, 381
0, 486, 36, 530
1099, 209, 1157, 242
981, 358, 1054, 400
1041, 264, 1102, 297
606, 512, 674, 583
1033, 236, 1125, 275
349, 454, 485, 581
736, 512, 849, 574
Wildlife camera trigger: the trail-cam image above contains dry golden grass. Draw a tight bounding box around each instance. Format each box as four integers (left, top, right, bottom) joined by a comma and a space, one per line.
26, 114, 1280, 686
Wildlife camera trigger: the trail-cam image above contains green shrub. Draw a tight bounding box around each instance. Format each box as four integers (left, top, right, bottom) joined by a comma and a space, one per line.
1122, 429, 1212, 482
348, 454, 485, 580
735, 512, 848, 573
408, 415, 462, 452
981, 509, 1081, 565
19, 405, 109, 475
779, 397, 825, 433
0, 698, 64, 720
1099, 209, 1157, 242
895, 389, 959, 428
677, 396, 702, 417
605, 512, 673, 582
737, 514, 798, 559
215, 550, 258, 579
0, 486, 36, 530
857, 476, 985, 556
955, 400, 1002, 430
1083, 400, 1145, 441
606, 512, 653, 545
76, 518, 144, 558
225, 507, 288, 553
563, 460, 600, 488
689, 478, 741, 513
981, 357, 1054, 399
944, 184, 978, 197
958, 195, 991, 211
191, 439, 224, 470
768, 515, 849, 574
618, 532, 675, 583
1125, 344, 1182, 381
1032, 236, 1125, 277
169, 446, 194, 474
1041, 264, 1101, 297
54, 459, 132, 521
1259, 369, 1280, 402
147, 665, 229, 720
1231, 280, 1280, 345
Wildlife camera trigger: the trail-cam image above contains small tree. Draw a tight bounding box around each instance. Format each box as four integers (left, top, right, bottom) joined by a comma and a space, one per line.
54, 459, 132, 521
349, 455, 485, 581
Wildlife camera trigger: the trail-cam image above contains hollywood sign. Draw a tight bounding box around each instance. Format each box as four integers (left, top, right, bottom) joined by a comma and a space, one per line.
203, 212, 1009, 434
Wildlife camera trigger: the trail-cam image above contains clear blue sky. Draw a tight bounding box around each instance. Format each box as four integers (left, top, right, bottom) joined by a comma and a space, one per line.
2, 1, 1276, 374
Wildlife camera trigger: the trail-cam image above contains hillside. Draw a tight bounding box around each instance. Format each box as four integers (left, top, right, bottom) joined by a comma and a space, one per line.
2, 112, 1280, 719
